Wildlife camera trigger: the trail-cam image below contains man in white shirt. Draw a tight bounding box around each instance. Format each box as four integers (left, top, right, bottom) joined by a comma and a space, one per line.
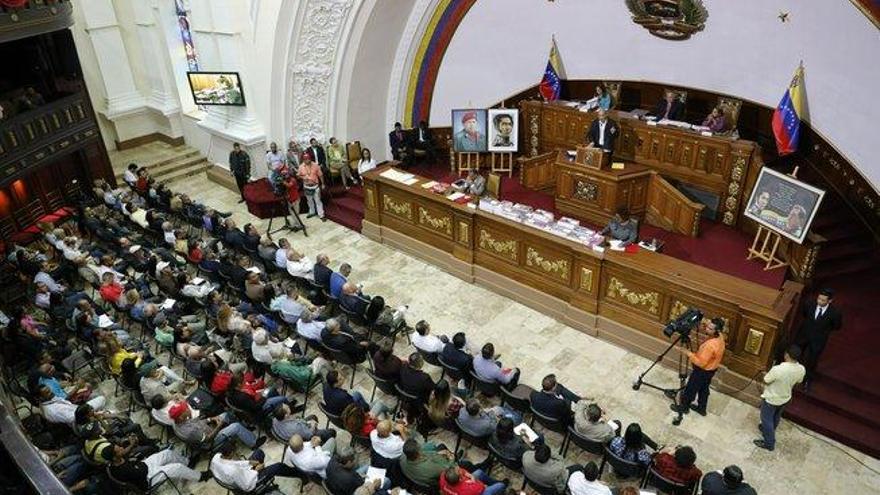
411, 320, 447, 354
754, 346, 806, 451
123, 163, 139, 186
251, 329, 290, 364
34, 282, 52, 309
38, 385, 106, 427
211, 442, 283, 492
283, 434, 336, 478
162, 222, 176, 246
274, 238, 291, 269
266, 142, 286, 173
129, 205, 149, 229
286, 250, 313, 279
369, 419, 410, 460
567, 461, 612, 495
296, 309, 325, 341
34, 264, 66, 293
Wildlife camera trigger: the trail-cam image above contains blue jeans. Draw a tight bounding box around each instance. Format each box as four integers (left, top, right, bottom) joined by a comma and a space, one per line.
759, 399, 786, 450
214, 415, 257, 448
262, 395, 288, 414
472, 469, 506, 495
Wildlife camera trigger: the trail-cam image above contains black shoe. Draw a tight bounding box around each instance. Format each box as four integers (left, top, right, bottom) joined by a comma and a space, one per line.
305, 414, 319, 423
254, 436, 267, 449
689, 405, 707, 416
320, 217, 327, 222
199, 470, 212, 481
218, 211, 233, 218
669, 403, 688, 414
753, 439, 774, 451
306, 213, 317, 218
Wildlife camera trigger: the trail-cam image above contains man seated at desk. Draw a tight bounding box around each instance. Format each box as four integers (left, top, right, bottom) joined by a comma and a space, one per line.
652, 90, 684, 121
601, 207, 638, 247
586, 109, 619, 152
454, 170, 486, 197
701, 106, 726, 133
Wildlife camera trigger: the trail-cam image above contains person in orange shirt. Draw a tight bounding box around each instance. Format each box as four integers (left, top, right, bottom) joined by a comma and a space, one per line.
672, 318, 726, 416
297, 152, 326, 221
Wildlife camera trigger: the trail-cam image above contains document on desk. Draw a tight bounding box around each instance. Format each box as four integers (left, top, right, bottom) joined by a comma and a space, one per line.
98, 314, 115, 328
609, 240, 626, 251
161, 298, 176, 310
447, 192, 465, 202
421, 180, 438, 189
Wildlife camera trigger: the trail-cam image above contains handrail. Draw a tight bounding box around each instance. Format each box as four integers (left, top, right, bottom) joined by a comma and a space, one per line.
0, 385, 71, 494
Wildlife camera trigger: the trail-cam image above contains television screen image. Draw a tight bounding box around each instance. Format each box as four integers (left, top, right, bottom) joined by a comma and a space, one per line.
451, 109, 488, 152
743, 167, 825, 244
487, 109, 519, 152
187, 71, 245, 106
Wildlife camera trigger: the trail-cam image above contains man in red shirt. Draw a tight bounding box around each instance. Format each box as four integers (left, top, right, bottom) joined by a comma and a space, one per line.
439, 466, 507, 495
98, 272, 124, 306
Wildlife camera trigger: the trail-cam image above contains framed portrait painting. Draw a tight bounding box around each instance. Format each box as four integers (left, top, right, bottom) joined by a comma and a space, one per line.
743, 167, 825, 244
451, 109, 488, 152
487, 109, 518, 152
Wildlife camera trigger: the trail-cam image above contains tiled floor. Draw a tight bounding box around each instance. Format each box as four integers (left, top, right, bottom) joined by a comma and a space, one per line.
96, 153, 880, 494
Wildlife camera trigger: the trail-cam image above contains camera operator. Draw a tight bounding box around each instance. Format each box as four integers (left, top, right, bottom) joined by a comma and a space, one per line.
672, 318, 726, 416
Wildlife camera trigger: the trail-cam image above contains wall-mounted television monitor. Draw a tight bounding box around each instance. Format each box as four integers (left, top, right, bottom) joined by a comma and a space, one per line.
186, 71, 245, 106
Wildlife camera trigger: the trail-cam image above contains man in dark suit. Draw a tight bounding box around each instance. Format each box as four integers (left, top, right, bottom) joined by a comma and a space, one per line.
529, 374, 583, 426
795, 288, 843, 389
313, 253, 333, 289
398, 353, 435, 404
307, 137, 328, 176
586, 109, 619, 152
411, 120, 436, 162
652, 90, 684, 121
440, 332, 472, 372
388, 122, 411, 167
228, 142, 251, 203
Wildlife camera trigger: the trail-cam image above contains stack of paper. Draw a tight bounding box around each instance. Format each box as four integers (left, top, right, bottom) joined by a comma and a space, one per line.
365, 467, 386, 483
514, 423, 539, 442
447, 192, 465, 201
191, 277, 205, 285
379, 168, 416, 184
161, 298, 176, 310
98, 314, 115, 328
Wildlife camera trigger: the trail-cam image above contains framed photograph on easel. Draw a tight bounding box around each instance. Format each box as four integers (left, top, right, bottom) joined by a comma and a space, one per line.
744, 167, 825, 244
487, 109, 518, 152
452, 109, 488, 152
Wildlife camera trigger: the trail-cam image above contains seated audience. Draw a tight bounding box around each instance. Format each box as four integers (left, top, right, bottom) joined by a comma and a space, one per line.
530, 374, 583, 425
522, 443, 570, 493
572, 402, 619, 443
400, 438, 456, 487
282, 434, 336, 478
398, 352, 436, 403
426, 380, 465, 427
609, 423, 655, 466
473, 343, 519, 389
210, 441, 283, 492
411, 320, 446, 354
441, 331, 473, 372
489, 417, 534, 461
313, 253, 333, 288
440, 465, 507, 495
458, 398, 521, 438
272, 405, 336, 443
329, 262, 352, 299
652, 445, 702, 486
567, 461, 612, 495
371, 338, 403, 381
108, 447, 209, 489
702, 106, 727, 132
701, 465, 757, 495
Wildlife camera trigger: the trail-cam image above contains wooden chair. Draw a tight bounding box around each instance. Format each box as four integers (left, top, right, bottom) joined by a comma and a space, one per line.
715, 96, 743, 134
486, 172, 502, 198
664, 88, 688, 106
604, 81, 622, 109
346, 141, 362, 177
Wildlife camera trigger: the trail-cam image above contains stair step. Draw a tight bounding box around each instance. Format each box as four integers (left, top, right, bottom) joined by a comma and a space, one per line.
113, 146, 200, 175
793, 380, 880, 429
784, 398, 880, 459
158, 160, 210, 185
115, 153, 204, 182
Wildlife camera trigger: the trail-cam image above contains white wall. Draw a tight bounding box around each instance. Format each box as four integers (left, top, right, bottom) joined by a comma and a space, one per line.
430, 0, 880, 188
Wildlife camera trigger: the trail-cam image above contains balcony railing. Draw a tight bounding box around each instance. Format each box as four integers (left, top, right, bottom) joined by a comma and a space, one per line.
0, 91, 100, 185
0, 0, 73, 43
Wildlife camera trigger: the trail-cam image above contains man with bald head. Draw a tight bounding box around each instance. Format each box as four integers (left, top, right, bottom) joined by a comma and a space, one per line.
281, 433, 335, 478
587, 108, 619, 152
370, 419, 411, 461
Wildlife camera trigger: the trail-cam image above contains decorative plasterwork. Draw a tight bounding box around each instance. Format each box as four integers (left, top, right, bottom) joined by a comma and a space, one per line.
290, 0, 354, 142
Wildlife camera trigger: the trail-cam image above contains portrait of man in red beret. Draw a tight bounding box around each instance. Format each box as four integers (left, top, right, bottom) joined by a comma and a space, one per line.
452, 109, 487, 152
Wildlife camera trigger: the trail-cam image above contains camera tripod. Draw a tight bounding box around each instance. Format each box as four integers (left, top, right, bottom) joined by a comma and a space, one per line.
632, 333, 693, 426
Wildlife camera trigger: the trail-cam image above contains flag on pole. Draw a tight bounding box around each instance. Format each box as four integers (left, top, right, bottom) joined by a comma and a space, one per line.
539, 37, 563, 101
772, 64, 806, 155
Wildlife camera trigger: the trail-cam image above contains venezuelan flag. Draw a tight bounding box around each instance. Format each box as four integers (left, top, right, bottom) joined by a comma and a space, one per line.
772, 64, 806, 155
539, 38, 562, 101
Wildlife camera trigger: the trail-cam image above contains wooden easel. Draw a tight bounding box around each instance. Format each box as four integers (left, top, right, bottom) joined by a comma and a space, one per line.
457, 152, 481, 173
490, 152, 513, 177
747, 225, 787, 270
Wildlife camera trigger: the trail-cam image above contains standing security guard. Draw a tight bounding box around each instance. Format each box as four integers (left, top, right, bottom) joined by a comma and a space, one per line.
229, 142, 251, 203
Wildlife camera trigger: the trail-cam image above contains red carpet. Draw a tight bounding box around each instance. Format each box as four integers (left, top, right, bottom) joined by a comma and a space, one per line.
324, 161, 880, 457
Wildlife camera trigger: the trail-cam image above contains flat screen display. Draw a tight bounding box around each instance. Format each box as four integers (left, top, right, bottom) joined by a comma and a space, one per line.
186, 71, 245, 106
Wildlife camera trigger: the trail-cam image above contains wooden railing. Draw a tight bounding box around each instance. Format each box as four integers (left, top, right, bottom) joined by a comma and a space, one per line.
0, 91, 100, 186
518, 151, 557, 191
0, 0, 73, 42
645, 172, 705, 237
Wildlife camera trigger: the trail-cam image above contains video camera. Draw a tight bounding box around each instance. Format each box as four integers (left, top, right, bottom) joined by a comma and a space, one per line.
663, 307, 703, 341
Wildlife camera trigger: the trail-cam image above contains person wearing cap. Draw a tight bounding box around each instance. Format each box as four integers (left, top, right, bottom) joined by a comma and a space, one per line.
297, 151, 326, 221
169, 400, 266, 450
454, 111, 486, 152
671, 318, 726, 416
700, 465, 757, 495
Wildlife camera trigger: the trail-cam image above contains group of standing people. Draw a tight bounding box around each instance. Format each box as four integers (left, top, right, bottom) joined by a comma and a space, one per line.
228, 139, 378, 222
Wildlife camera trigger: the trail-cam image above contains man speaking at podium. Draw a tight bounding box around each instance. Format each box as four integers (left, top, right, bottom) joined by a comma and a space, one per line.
672, 318, 726, 417
586, 109, 619, 152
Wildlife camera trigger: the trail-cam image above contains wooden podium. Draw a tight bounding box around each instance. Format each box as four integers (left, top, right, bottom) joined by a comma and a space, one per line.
555, 150, 652, 226
576, 145, 611, 170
